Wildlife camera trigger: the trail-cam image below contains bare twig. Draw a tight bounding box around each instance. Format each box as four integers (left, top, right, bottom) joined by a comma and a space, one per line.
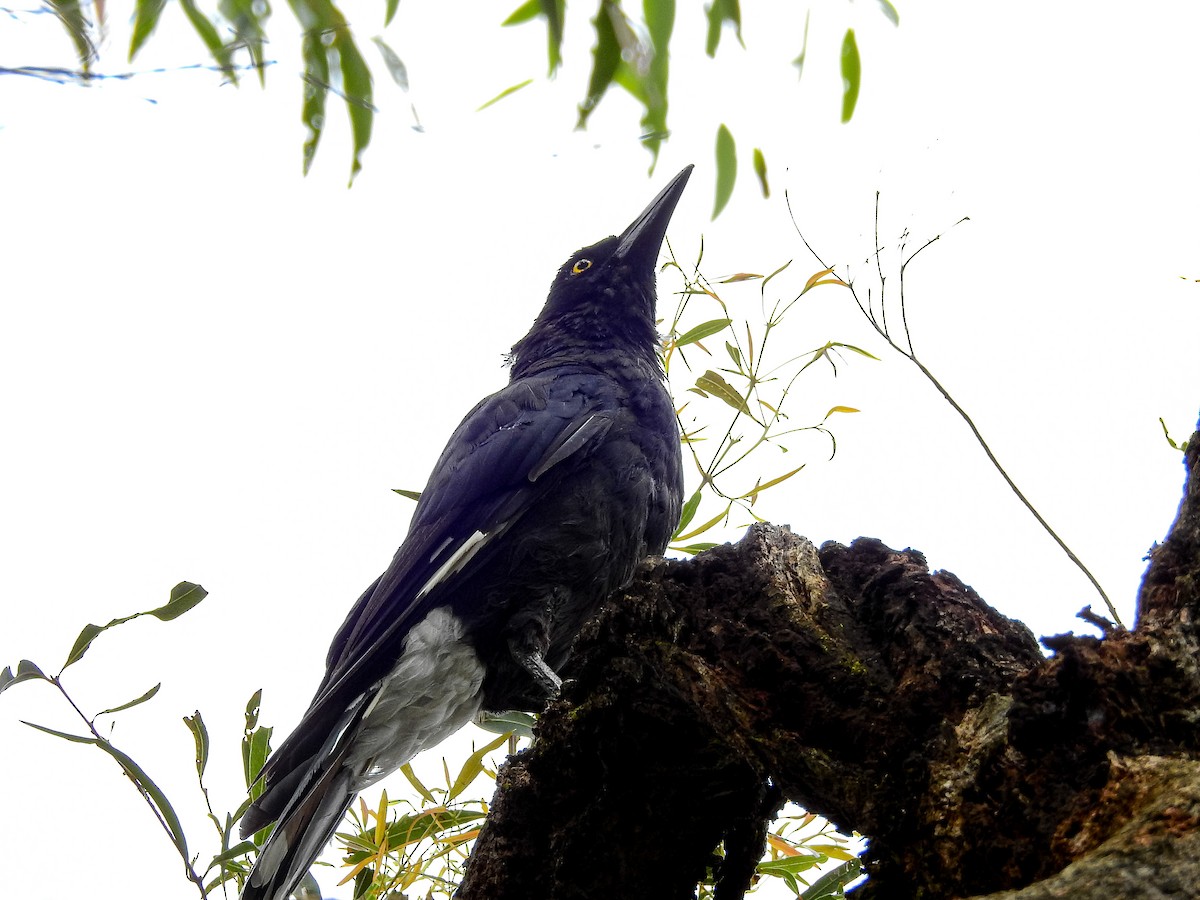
785, 190, 1123, 628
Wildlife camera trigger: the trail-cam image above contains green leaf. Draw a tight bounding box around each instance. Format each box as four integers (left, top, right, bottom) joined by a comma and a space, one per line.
840, 28, 861, 123
244, 688, 263, 732
876, 0, 900, 26
713, 123, 736, 218
149, 581, 209, 621
179, 0, 236, 81
184, 710, 210, 779
0, 659, 48, 695
676, 318, 732, 348
371, 36, 409, 90
48, 1, 96, 72
792, 10, 810, 79
392, 488, 424, 502
221, 0, 271, 84
725, 341, 741, 368
63, 623, 106, 671
761, 258, 792, 292
333, 28, 375, 184
758, 853, 825, 893
298, 30, 331, 176
384, 0, 400, 26
130, 0, 167, 62
695, 369, 749, 414
502, 0, 541, 26
671, 542, 718, 556
799, 857, 863, 899
673, 488, 703, 538
97, 739, 191, 860
207, 840, 258, 867
22, 720, 97, 744
640, 0, 676, 169
447, 731, 510, 800
704, 0, 742, 57
475, 709, 536, 739
97, 683, 162, 717
477, 79, 534, 111
243, 724, 273, 796
577, 0, 622, 128
753, 147, 769, 198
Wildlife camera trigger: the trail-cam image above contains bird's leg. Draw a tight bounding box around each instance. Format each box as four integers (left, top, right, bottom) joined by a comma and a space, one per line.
507, 638, 562, 697
505, 590, 565, 697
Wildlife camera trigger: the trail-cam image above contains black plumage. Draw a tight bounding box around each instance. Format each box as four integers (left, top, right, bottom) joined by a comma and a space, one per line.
239, 165, 691, 900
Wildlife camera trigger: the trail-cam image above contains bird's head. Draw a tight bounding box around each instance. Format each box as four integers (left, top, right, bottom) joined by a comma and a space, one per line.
509, 165, 693, 377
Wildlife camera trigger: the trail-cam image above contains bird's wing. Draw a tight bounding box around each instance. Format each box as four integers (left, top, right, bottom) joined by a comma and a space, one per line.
252, 367, 618, 793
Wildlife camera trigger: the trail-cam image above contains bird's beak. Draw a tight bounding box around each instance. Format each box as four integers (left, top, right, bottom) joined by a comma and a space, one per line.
614, 164, 694, 271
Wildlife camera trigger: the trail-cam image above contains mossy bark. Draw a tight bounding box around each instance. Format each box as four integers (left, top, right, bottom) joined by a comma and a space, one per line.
458, 421, 1200, 900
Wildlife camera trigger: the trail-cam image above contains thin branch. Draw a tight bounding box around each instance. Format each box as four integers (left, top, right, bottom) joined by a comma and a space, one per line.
786, 189, 1123, 628
52, 678, 210, 898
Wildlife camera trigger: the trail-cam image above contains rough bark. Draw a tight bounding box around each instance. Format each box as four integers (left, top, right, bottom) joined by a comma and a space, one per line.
458, 421, 1200, 900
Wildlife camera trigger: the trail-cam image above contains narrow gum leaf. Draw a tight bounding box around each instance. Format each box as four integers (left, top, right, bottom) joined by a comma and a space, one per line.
129, 0, 167, 62
673, 488, 703, 537
63, 623, 106, 671
713, 123, 737, 219
753, 147, 769, 197
400, 763, 438, 804
840, 28, 861, 123
97, 682, 162, 717
21, 720, 98, 744
674, 505, 730, 542
695, 369, 750, 414
477, 79, 534, 111
98, 740, 190, 859
738, 464, 805, 499
448, 731, 510, 800
675, 318, 732, 347
183, 710, 210, 779
502, 0, 541, 26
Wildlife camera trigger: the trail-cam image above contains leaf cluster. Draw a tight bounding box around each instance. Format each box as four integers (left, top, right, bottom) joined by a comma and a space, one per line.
660, 242, 871, 554
34, 1, 898, 198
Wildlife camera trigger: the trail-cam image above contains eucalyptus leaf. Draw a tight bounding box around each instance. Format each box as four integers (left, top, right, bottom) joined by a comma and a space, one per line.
97, 682, 162, 717
0, 659, 48, 696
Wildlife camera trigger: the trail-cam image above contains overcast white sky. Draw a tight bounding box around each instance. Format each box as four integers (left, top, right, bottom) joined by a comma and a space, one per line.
1, 2, 1198, 898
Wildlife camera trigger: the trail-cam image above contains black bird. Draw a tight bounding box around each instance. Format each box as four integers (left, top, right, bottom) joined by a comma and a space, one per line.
239, 166, 691, 900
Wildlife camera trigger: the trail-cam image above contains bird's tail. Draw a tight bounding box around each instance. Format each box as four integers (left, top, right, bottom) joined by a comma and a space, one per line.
241, 748, 357, 900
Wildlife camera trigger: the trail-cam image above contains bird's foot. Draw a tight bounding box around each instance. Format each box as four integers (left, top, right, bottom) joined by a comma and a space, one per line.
507, 638, 562, 698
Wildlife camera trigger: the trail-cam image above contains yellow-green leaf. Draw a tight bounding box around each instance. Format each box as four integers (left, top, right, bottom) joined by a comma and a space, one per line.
477, 79, 534, 111
695, 369, 750, 414
753, 148, 769, 197
738, 464, 805, 500
840, 29, 861, 123
448, 732, 510, 800
824, 405, 860, 419
674, 504, 730, 542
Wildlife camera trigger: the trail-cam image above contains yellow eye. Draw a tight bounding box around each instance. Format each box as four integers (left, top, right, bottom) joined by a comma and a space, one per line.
571, 259, 592, 275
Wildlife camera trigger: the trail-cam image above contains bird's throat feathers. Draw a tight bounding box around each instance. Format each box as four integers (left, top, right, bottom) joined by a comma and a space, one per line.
509, 254, 664, 380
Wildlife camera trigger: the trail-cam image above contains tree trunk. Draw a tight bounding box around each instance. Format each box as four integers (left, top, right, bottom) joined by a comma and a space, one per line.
458, 420, 1200, 900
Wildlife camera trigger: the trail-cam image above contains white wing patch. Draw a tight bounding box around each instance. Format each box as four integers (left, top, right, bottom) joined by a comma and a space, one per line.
345, 606, 485, 789
418, 529, 491, 600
